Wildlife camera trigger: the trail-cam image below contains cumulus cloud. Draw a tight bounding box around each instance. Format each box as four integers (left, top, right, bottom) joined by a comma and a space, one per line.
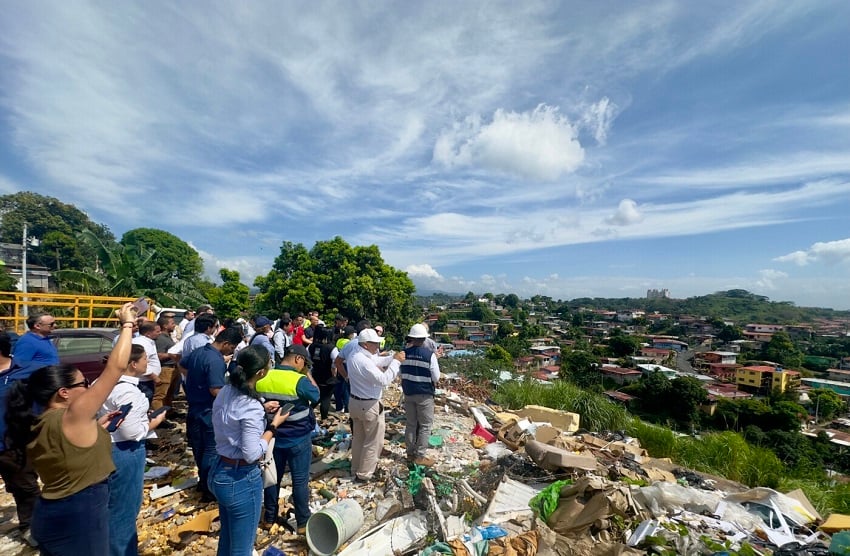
774, 238, 850, 266
755, 269, 788, 290
405, 263, 443, 280
432, 104, 584, 181
605, 199, 643, 225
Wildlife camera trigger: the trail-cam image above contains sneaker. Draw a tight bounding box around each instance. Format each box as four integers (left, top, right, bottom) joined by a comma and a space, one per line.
21, 528, 37, 547
259, 519, 275, 531
413, 456, 435, 467
296, 525, 306, 535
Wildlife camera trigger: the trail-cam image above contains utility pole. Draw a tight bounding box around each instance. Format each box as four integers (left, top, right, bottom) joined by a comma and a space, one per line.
22, 221, 28, 317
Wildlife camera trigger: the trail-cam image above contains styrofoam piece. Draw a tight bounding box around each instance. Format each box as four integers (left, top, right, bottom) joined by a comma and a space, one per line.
337, 510, 429, 556
481, 477, 541, 524
150, 477, 199, 500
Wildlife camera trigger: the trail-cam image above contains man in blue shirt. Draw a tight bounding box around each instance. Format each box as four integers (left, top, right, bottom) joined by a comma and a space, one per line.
182, 326, 242, 502
256, 344, 319, 533
9, 312, 59, 375
249, 316, 275, 361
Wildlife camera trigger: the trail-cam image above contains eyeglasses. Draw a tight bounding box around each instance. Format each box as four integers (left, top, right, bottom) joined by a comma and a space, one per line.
66, 378, 90, 390
40, 321, 57, 328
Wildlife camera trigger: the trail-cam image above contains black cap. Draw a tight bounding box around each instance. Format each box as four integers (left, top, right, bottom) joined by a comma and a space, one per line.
284, 344, 312, 367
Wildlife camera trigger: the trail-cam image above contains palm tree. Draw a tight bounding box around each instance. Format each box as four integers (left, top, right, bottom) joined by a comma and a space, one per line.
57, 229, 206, 307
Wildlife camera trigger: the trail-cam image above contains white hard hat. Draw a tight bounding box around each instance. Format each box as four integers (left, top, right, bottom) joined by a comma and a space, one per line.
407, 323, 428, 339
358, 328, 381, 344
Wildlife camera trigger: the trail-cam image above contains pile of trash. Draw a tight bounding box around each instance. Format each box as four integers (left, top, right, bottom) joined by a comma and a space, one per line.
1, 378, 849, 556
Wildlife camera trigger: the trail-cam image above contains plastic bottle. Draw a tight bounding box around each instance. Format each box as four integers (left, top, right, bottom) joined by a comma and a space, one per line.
262, 547, 286, 556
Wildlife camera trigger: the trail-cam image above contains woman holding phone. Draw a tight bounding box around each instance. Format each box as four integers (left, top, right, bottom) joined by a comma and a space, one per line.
100, 343, 167, 556
4, 302, 138, 554
209, 345, 288, 556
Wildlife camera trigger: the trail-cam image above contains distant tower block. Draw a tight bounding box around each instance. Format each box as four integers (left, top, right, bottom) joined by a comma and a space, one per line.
646, 288, 670, 299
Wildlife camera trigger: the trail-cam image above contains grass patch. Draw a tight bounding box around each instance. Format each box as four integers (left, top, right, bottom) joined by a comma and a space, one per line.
494, 379, 630, 431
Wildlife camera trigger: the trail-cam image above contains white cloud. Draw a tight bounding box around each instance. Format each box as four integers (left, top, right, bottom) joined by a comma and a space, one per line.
432, 104, 584, 181
405, 264, 443, 280
775, 238, 850, 266
755, 269, 788, 290
605, 199, 643, 226
579, 97, 618, 145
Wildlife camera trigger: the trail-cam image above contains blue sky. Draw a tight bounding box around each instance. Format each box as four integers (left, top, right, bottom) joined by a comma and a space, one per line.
2, 2, 850, 308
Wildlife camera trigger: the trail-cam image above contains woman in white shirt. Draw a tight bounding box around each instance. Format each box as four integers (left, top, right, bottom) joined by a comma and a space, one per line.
101, 344, 167, 556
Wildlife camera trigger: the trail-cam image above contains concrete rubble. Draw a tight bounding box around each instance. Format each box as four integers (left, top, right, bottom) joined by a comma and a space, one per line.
1, 377, 848, 555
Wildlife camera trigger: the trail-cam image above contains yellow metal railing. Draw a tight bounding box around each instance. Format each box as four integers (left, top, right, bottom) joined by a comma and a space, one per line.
0, 292, 155, 333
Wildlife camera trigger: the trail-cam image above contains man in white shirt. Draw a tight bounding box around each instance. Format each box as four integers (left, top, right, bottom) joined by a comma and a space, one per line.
346, 329, 405, 482
132, 321, 162, 403
181, 305, 213, 338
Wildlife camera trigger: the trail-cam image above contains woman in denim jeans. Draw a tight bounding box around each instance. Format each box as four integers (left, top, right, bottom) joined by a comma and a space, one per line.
209, 346, 288, 556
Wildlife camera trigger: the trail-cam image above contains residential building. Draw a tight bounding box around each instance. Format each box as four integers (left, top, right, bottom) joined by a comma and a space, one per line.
736, 365, 801, 395
600, 365, 642, 385
827, 369, 850, 383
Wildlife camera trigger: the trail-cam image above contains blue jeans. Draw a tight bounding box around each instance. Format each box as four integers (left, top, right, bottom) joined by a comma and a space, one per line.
108, 441, 145, 556
334, 379, 350, 412
262, 435, 312, 527
32, 480, 109, 555
208, 458, 262, 556
186, 409, 217, 497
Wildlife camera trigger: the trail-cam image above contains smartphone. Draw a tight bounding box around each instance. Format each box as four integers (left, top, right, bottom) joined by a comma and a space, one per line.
279, 403, 295, 415
131, 297, 149, 315
107, 403, 133, 432
149, 405, 171, 419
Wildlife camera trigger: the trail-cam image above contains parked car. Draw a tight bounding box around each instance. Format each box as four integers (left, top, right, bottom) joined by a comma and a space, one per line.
51, 327, 118, 382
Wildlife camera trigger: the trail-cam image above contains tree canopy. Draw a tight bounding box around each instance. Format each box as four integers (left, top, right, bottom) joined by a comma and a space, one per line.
121, 228, 204, 284
201, 269, 250, 320
254, 237, 417, 337
0, 191, 114, 271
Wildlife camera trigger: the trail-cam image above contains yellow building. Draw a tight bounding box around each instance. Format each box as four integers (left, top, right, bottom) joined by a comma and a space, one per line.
736, 365, 801, 395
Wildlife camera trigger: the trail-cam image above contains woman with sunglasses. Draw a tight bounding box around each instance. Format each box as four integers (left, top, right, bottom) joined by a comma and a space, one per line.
4, 302, 138, 555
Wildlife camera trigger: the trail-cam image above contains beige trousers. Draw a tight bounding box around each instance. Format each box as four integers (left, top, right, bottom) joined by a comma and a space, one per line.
349, 397, 384, 480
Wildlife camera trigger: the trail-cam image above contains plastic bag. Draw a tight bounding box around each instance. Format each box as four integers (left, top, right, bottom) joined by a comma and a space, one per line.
529, 479, 572, 522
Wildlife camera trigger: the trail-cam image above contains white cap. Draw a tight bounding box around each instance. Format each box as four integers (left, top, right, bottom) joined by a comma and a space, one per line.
407, 323, 428, 339
358, 328, 381, 344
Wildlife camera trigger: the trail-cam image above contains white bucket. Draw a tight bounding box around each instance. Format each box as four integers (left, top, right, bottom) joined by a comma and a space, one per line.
306, 498, 364, 555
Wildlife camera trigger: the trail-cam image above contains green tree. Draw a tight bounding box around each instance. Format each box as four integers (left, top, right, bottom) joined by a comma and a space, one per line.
608, 330, 641, 357
485, 344, 513, 367
669, 376, 709, 427
432, 312, 449, 332
469, 301, 496, 322
769, 400, 807, 432
0, 191, 115, 272
497, 334, 530, 358
0, 264, 16, 290
56, 229, 206, 307
503, 293, 520, 308
808, 388, 845, 423
496, 320, 515, 339
254, 237, 416, 338
121, 228, 204, 285
762, 331, 804, 368
559, 349, 600, 388
204, 269, 250, 319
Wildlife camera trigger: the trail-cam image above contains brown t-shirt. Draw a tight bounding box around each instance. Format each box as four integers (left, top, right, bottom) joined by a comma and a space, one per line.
27, 408, 115, 499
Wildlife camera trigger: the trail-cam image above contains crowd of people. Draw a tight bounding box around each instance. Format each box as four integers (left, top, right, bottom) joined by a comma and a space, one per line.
0, 303, 441, 556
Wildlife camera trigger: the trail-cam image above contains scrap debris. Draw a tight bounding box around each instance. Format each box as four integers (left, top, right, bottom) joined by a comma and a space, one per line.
1, 377, 848, 556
